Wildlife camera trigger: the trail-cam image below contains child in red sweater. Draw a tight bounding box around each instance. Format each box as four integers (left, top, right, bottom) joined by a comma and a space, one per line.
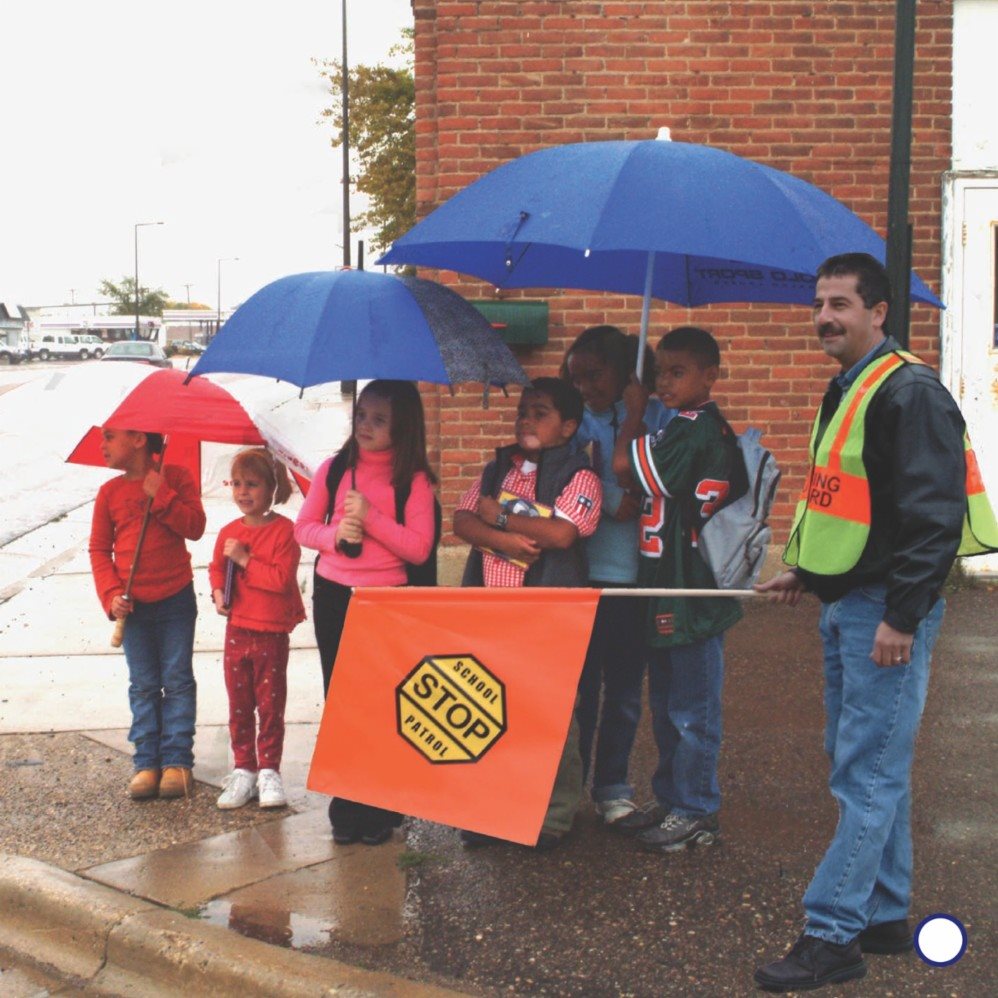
89, 428, 206, 801
210, 448, 305, 810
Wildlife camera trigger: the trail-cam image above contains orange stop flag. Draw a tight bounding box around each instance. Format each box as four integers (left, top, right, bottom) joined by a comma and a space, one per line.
307, 587, 601, 845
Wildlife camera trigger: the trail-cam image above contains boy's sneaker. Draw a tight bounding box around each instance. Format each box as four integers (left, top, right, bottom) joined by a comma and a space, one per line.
596, 798, 639, 825
217, 769, 257, 809
257, 769, 287, 809
637, 811, 719, 852
159, 766, 194, 799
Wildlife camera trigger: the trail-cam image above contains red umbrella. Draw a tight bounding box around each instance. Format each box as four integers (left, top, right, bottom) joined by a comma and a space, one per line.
43, 365, 312, 494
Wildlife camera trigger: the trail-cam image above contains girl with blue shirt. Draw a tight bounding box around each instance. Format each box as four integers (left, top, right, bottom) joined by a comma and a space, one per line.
562, 326, 674, 829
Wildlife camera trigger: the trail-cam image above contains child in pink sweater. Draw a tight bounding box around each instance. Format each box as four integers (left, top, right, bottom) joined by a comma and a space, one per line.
294, 380, 436, 844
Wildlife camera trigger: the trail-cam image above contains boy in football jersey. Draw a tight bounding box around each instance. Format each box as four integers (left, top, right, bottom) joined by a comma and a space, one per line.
612, 326, 746, 852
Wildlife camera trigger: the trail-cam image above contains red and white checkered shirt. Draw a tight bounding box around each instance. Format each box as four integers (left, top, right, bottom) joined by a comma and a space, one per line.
457, 452, 602, 587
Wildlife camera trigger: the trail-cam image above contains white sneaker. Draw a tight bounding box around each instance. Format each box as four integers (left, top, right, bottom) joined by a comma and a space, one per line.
217, 768, 257, 809
257, 768, 287, 808
597, 798, 639, 825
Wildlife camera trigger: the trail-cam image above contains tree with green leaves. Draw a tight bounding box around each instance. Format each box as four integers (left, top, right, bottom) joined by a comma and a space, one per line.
98, 277, 170, 316
315, 29, 415, 254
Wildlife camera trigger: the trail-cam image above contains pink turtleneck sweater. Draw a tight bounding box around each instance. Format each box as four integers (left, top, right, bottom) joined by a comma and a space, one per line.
294, 447, 435, 587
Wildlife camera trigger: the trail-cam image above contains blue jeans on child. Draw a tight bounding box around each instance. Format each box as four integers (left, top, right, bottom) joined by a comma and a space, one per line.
804, 584, 944, 944
646, 634, 724, 817
576, 589, 646, 803
122, 582, 198, 771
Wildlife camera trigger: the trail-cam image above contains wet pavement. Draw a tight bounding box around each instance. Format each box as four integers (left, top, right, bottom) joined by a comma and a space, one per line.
0, 493, 995, 995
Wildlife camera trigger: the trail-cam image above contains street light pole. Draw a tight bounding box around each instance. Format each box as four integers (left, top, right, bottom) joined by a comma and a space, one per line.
216, 257, 239, 338
341, 0, 351, 269
134, 221, 163, 341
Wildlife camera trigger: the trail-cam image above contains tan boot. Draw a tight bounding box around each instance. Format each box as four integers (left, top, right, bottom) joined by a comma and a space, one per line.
159, 766, 194, 799
128, 769, 161, 800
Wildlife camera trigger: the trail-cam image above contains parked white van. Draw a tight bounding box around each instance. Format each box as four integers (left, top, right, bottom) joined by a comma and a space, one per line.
31, 334, 100, 361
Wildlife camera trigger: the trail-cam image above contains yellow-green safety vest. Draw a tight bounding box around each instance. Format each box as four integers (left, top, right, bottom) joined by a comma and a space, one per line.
784, 350, 998, 575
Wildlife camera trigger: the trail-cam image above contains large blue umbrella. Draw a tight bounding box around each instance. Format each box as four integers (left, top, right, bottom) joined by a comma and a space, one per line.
378, 139, 942, 374
189, 269, 528, 392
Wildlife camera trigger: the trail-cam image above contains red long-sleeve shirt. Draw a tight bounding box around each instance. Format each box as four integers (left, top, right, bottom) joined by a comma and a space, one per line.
209, 514, 306, 633
89, 465, 206, 617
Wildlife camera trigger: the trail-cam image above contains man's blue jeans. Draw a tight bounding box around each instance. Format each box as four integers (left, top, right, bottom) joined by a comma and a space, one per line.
122, 583, 198, 771
576, 590, 646, 803
804, 585, 944, 944
646, 634, 725, 817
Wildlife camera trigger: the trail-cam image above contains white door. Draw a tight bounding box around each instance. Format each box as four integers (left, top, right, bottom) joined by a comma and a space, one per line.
942, 179, 998, 577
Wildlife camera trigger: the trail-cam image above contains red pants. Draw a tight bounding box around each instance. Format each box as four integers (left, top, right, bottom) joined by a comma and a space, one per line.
223, 625, 289, 771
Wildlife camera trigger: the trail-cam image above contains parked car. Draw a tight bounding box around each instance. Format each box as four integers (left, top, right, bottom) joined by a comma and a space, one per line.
0, 328, 31, 365
75, 334, 106, 358
31, 334, 100, 362
99, 341, 172, 368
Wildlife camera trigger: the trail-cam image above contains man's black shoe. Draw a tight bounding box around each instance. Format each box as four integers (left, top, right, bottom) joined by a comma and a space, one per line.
754, 933, 866, 992
858, 918, 913, 954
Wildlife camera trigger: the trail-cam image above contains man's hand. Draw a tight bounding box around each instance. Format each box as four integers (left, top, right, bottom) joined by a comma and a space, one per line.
754, 570, 805, 606
871, 621, 914, 668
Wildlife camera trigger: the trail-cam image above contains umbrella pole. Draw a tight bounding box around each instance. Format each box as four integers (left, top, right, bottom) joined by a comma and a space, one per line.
339, 388, 363, 558
110, 435, 170, 649
635, 250, 655, 382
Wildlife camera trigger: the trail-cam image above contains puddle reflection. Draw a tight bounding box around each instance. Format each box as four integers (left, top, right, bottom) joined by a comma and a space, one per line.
197, 899, 333, 950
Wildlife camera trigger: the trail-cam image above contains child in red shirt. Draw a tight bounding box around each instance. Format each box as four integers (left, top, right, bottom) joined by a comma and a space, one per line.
89, 428, 206, 801
209, 448, 305, 810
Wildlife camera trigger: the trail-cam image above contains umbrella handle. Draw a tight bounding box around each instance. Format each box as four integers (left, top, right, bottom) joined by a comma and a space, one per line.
111, 615, 126, 648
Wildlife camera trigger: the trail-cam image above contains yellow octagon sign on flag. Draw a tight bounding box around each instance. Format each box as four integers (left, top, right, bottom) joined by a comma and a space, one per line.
396, 654, 507, 764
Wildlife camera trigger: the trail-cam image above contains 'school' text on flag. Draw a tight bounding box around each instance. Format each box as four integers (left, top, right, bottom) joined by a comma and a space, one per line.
307, 587, 601, 845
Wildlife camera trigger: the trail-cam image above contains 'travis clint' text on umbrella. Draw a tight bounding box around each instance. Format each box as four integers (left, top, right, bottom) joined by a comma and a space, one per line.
378, 137, 944, 375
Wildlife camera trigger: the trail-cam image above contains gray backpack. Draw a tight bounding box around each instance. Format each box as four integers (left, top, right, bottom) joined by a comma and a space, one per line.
698, 428, 780, 590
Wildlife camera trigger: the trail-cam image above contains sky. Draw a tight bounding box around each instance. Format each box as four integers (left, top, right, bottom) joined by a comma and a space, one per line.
3, 0, 414, 311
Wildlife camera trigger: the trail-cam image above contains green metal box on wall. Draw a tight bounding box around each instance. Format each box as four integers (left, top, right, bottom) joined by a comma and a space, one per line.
470, 300, 548, 346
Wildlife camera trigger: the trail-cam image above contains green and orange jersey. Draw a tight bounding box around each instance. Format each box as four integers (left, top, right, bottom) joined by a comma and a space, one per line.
629, 402, 745, 647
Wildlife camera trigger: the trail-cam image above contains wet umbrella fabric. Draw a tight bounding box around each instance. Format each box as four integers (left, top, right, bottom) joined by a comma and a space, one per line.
378, 139, 943, 309
188, 269, 529, 391
62, 366, 272, 488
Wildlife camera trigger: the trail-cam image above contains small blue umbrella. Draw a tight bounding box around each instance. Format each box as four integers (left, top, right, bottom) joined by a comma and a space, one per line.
378, 139, 942, 375
189, 269, 528, 392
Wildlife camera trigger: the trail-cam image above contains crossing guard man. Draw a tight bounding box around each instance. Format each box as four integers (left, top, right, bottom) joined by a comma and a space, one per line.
754, 252, 998, 992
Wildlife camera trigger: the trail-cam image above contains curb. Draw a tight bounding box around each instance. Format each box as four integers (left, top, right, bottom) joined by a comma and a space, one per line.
0, 854, 467, 997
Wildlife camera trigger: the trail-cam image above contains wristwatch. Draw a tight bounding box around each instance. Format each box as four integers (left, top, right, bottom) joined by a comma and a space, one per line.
494, 511, 509, 531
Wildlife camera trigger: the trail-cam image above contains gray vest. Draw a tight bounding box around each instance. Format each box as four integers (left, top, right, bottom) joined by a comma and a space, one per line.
462, 443, 591, 587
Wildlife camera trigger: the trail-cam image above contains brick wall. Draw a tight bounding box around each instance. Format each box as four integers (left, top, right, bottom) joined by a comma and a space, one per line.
410, 0, 953, 543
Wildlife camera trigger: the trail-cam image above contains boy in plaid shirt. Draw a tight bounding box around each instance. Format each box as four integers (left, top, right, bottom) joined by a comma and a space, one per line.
455, 377, 601, 848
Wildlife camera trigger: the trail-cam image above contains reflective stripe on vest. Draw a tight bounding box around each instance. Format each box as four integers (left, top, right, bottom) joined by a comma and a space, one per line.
960, 434, 998, 554
784, 350, 998, 574
784, 354, 904, 574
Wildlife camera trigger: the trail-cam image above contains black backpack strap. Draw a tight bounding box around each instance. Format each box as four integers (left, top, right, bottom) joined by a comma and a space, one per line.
323, 446, 352, 524
394, 476, 441, 587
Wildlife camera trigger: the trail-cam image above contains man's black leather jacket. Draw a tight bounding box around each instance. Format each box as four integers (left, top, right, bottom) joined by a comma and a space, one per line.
796, 337, 966, 633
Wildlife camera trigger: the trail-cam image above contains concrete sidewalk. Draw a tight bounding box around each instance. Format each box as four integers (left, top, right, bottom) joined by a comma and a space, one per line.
0, 496, 468, 996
